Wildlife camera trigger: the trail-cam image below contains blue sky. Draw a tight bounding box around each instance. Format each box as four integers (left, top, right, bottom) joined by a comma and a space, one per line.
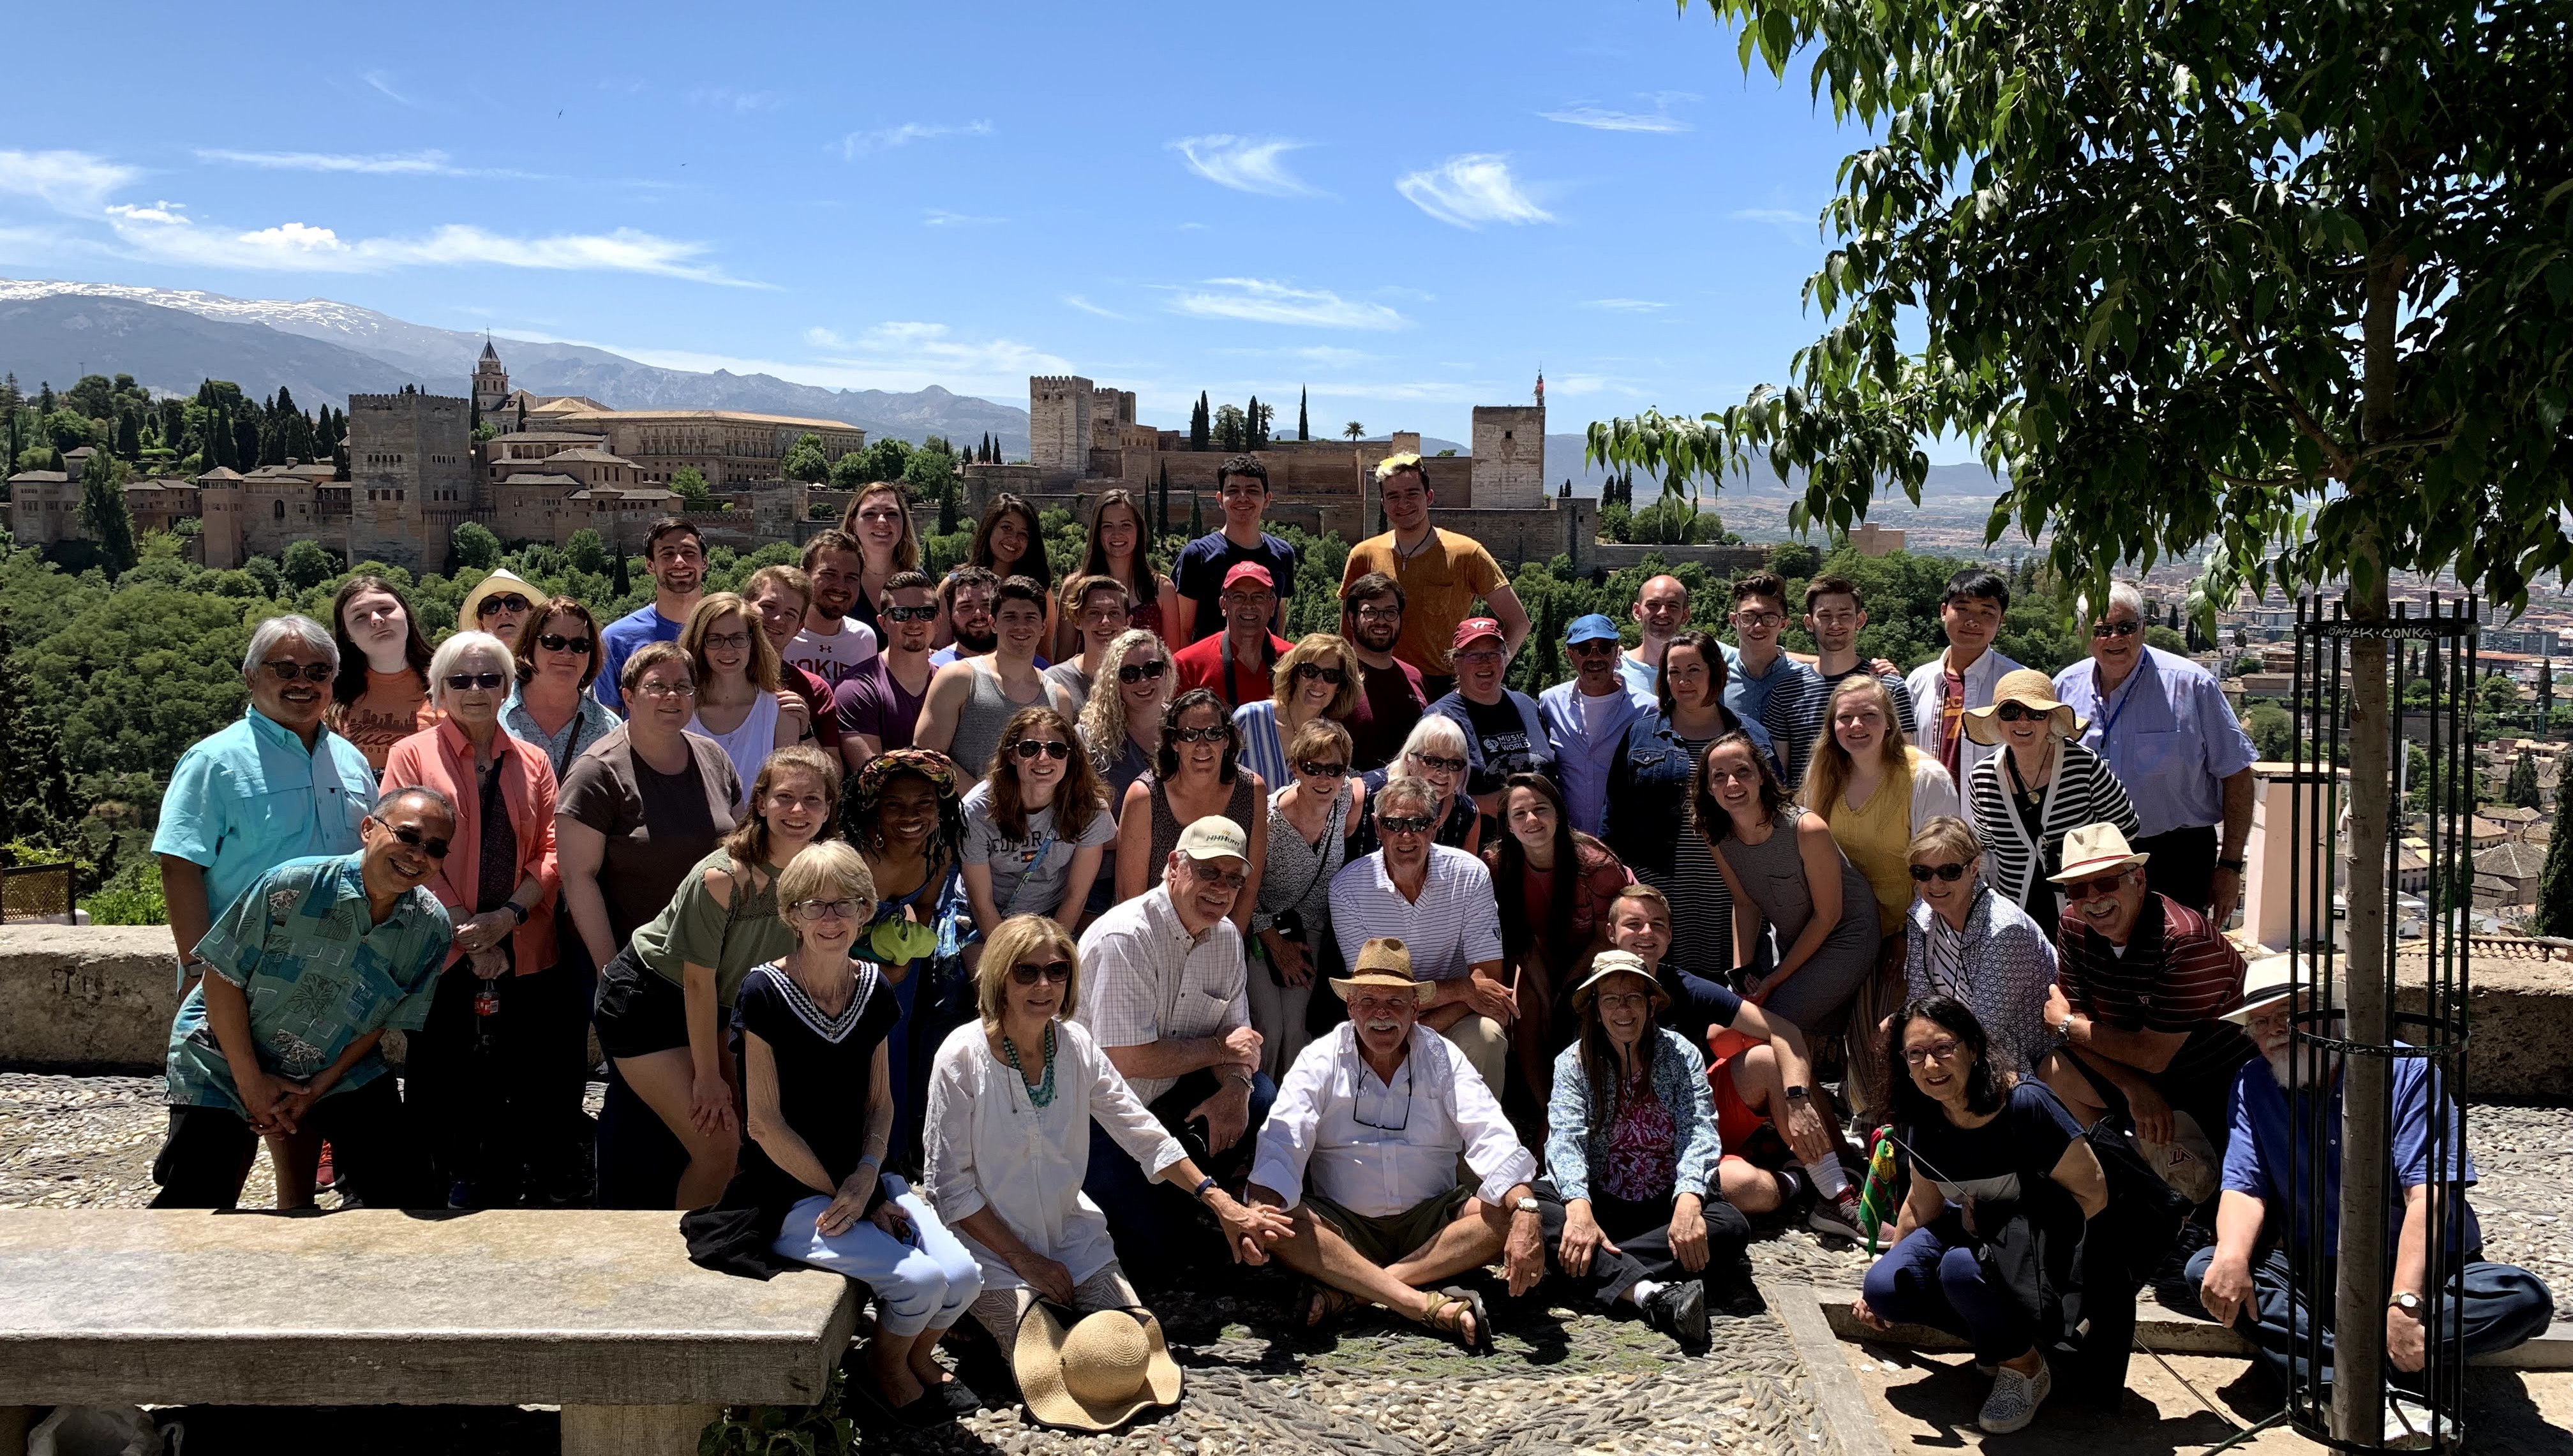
0, 1, 1881, 447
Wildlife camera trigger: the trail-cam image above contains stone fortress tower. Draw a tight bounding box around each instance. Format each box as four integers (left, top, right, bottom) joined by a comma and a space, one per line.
1468, 371, 1546, 510
347, 387, 474, 572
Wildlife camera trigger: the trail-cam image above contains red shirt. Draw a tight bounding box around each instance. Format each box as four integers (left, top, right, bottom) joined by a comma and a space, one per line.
784, 664, 842, 754
1173, 630, 1293, 709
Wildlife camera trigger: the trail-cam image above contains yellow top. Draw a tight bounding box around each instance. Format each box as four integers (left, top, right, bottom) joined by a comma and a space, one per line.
1823, 746, 1926, 935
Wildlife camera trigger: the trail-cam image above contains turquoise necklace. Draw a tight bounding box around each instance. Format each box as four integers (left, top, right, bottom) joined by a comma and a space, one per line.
1001, 1021, 1057, 1108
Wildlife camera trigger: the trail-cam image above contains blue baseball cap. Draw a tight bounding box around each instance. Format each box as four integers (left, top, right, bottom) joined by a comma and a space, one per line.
1566, 614, 1622, 646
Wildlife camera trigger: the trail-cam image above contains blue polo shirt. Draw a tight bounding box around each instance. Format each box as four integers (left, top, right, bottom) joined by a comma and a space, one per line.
2222, 1046, 2481, 1263
594, 604, 687, 714
2055, 646, 2258, 839
152, 706, 376, 942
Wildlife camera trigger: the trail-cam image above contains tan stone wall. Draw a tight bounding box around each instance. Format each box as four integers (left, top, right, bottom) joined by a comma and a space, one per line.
198, 486, 243, 569
8, 480, 79, 546
1470, 405, 1546, 510
346, 391, 472, 571
1029, 375, 1095, 477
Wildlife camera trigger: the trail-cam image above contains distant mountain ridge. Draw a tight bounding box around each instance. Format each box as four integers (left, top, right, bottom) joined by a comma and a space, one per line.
0, 278, 1031, 452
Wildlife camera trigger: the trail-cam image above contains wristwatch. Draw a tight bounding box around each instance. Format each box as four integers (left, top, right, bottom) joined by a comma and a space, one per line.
2389, 1291, 2424, 1316
1784, 1085, 1809, 1102
1513, 1196, 1541, 1215
1193, 1175, 1218, 1203
2217, 857, 2247, 875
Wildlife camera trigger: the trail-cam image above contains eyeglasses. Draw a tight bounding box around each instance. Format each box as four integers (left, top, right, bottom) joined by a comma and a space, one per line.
1172, 725, 1228, 744
2061, 871, 2132, 902
1909, 861, 1969, 883
701, 631, 751, 651
1733, 610, 1786, 628
1295, 663, 1347, 686
259, 660, 336, 683
477, 595, 530, 616
1297, 761, 1349, 778
372, 820, 451, 859
1187, 865, 1250, 890
791, 898, 860, 921
1995, 701, 2048, 722
1117, 660, 1169, 683
537, 633, 593, 655
443, 671, 507, 691
634, 680, 697, 699
1352, 1055, 1413, 1131
1010, 959, 1074, 986
1902, 1039, 1963, 1066
1593, 990, 1654, 1012
1376, 813, 1434, 835
1408, 752, 1466, 775
2091, 620, 2142, 639
1452, 649, 1502, 666
881, 604, 939, 623
1354, 605, 1401, 623
1013, 739, 1072, 761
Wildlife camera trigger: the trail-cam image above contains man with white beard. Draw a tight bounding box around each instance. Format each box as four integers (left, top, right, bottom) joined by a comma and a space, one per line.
2186, 957, 2553, 1444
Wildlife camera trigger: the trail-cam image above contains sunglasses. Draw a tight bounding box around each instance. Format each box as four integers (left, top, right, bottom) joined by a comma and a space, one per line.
1013, 739, 1072, 761
1172, 725, 1228, 745
1009, 959, 1073, 986
1117, 659, 1169, 684
1295, 664, 1347, 685
2091, 620, 2142, 639
2061, 870, 2131, 901
1409, 752, 1466, 775
1187, 865, 1250, 890
536, 633, 593, 655
1998, 701, 2060, 722
375, 821, 451, 859
1909, 861, 1969, 883
443, 672, 507, 692
1297, 760, 1350, 778
1376, 813, 1435, 835
881, 604, 939, 623
259, 660, 336, 683
477, 595, 531, 616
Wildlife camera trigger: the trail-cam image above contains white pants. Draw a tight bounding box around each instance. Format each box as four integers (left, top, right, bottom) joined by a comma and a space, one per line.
773, 1180, 983, 1338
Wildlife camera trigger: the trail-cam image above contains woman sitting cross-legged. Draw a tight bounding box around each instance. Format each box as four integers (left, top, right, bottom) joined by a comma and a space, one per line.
924, 915, 1290, 1385
1535, 950, 1752, 1351
1854, 996, 2108, 1436
683, 841, 984, 1429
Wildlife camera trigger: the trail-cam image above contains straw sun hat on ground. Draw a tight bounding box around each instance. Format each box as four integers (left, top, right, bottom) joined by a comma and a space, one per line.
1013, 1304, 1182, 1432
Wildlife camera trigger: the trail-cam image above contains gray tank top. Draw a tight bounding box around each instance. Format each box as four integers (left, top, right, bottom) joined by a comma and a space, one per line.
1717, 810, 1878, 949
951, 657, 1047, 779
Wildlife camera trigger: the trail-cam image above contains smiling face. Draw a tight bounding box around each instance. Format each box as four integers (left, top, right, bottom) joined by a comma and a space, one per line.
1606, 896, 1670, 970
1294, 650, 1344, 709
1075, 586, 1130, 655
1662, 642, 1719, 711
1219, 473, 1268, 529
1730, 593, 1786, 653
1404, 744, 1463, 801
1117, 645, 1169, 717
852, 489, 907, 559
1911, 849, 1978, 923
1347, 984, 1420, 1061
1998, 697, 2053, 753
1703, 740, 1766, 823
1095, 500, 1141, 565
1503, 785, 1557, 854
1940, 593, 2003, 660
994, 595, 1046, 658
1007, 949, 1066, 1023
1589, 972, 1657, 1051
1009, 722, 1070, 794
1805, 591, 1863, 657
1173, 701, 1227, 778
361, 791, 453, 896
698, 609, 754, 682
1221, 584, 1274, 637
806, 547, 863, 620
1902, 1014, 1976, 1108
761, 766, 832, 852
2069, 864, 2147, 943
2089, 601, 2145, 680
647, 533, 706, 597
1569, 636, 1622, 693
1347, 593, 1401, 654
1378, 468, 1431, 533
747, 582, 809, 651
1831, 689, 1887, 761
629, 659, 698, 734
988, 509, 1031, 568
441, 644, 510, 729
948, 583, 996, 650
532, 608, 593, 685
1454, 634, 1505, 701
881, 586, 937, 653
1172, 851, 1249, 928
343, 589, 408, 658
249, 636, 333, 732
1634, 576, 1689, 641
870, 772, 941, 852
788, 882, 868, 956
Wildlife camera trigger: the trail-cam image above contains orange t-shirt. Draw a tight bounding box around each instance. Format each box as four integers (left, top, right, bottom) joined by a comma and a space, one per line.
332, 669, 434, 771
1340, 529, 1507, 678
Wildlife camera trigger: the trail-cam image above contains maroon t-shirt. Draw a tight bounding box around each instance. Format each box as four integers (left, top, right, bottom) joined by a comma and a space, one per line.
786, 664, 842, 754
833, 657, 931, 752
1349, 658, 1428, 772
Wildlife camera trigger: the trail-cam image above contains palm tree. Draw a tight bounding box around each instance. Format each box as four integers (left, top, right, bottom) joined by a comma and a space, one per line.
1343, 422, 1365, 443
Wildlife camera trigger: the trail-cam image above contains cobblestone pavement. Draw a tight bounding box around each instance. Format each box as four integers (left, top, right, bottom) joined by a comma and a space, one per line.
7, 1075, 2567, 1456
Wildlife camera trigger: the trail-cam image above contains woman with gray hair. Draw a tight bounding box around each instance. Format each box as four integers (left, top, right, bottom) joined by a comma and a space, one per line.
1348, 714, 1479, 858
381, 630, 562, 1207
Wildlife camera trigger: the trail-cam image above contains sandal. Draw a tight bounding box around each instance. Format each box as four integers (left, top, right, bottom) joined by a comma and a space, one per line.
1291, 1277, 1364, 1331
1418, 1286, 1493, 1355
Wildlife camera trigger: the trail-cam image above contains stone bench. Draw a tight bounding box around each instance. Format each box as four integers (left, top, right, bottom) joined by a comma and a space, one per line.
0, 1208, 858, 1456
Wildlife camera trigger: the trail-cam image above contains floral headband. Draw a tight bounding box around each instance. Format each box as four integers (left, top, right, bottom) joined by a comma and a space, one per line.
853, 748, 960, 808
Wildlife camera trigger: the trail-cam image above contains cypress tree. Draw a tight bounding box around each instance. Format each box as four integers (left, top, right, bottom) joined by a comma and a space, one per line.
1188, 483, 1203, 536
1248, 394, 1262, 449
611, 544, 632, 598
2507, 749, 2541, 810
2542, 658, 2554, 724
77, 443, 135, 575
1156, 460, 1171, 535
1298, 386, 1309, 442
1190, 392, 1211, 452
2535, 759, 2573, 936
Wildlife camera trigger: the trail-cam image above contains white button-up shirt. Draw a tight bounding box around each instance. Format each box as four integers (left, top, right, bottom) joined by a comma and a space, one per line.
923, 1018, 1185, 1292
1075, 884, 1249, 1104
1249, 1022, 1535, 1219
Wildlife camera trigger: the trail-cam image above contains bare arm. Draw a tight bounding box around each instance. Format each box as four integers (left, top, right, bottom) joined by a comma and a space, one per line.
1104, 1036, 1253, 1083
553, 817, 618, 969
959, 860, 1006, 937
771, 693, 805, 750
842, 730, 881, 776
1114, 779, 1155, 902
1486, 581, 1533, 662
913, 665, 970, 761
1712, 838, 1762, 972
1174, 593, 1199, 645
1052, 844, 1103, 930
2047, 1138, 2110, 1219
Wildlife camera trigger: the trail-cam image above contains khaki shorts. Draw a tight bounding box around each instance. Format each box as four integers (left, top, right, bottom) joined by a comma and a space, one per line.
1299, 1185, 1475, 1267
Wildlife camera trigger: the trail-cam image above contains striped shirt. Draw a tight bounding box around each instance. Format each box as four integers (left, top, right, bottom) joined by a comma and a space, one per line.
2055, 893, 2255, 1087
1967, 741, 2141, 923
1074, 884, 1250, 1104
1763, 664, 1920, 796
1327, 845, 1503, 983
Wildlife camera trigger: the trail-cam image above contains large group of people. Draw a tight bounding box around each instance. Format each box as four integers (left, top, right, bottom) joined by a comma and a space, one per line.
144, 458, 2551, 1435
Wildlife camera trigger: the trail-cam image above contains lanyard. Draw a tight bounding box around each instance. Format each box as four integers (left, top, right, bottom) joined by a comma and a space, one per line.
2094, 660, 2142, 748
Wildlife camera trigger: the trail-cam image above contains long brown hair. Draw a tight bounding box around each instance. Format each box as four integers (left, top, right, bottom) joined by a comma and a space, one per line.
985, 706, 1105, 840
839, 482, 922, 573
329, 574, 433, 706
681, 592, 780, 692
1078, 489, 1158, 606
1801, 674, 1909, 814
969, 493, 1051, 586
1691, 730, 1788, 847
720, 745, 843, 869
1485, 772, 1604, 965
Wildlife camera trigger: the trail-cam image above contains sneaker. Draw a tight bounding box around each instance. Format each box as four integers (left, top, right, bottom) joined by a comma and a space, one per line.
1977, 1358, 2052, 1434
1641, 1280, 1709, 1349
1808, 1187, 1867, 1242
2382, 1394, 2450, 1450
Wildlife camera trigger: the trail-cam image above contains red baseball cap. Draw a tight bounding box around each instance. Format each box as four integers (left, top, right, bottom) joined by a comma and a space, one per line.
1451, 618, 1504, 651
1221, 562, 1275, 593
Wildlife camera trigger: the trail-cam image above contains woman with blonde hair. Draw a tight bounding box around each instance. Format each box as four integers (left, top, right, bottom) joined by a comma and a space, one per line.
925, 914, 1287, 1365
1233, 632, 1361, 792
839, 482, 923, 641
685, 840, 984, 1425
1074, 628, 1170, 914
683, 592, 805, 808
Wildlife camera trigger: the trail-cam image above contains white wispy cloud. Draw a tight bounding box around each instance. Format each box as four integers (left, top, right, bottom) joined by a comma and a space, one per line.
1395, 155, 1554, 229
1733, 206, 1810, 226
800, 320, 1075, 394
690, 87, 786, 113
1586, 298, 1668, 311
1063, 295, 1126, 320
1169, 136, 1318, 197
361, 70, 420, 107
193, 148, 537, 179
109, 212, 761, 286
837, 120, 994, 160
1169, 278, 1407, 331
923, 209, 1003, 227
0, 149, 142, 212
1540, 104, 1691, 133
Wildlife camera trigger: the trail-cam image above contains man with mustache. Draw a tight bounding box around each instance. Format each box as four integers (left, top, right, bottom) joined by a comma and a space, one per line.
595, 517, 706, 715
2037, 822, 2255, 1173
1246, 936, 1542, 1352
929, 566, 1003, 667
1339, 572, 1427, 773
2188, 958, 2553, 1443
149, 785, 459, 1209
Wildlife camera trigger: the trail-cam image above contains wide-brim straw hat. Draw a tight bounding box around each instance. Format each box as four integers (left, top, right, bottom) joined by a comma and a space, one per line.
1331, 935, 1433, 1003
1014, 1304, 1182, 1433
1570, 949, 1669, 1014
458, 568, 548, 635
2224, 953, 2348, 1024
1962, 668, 2085, 745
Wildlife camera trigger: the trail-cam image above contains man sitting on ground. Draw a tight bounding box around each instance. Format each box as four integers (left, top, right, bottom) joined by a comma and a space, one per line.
1328, 775, 1516, 1092
150, 786, 458, 1210
1248, 937, 1543, 1351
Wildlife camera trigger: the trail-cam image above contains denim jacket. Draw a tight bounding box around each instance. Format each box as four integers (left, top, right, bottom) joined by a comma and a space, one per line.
1599, 708, 1780, 875
1543, 1027, 1721, 1203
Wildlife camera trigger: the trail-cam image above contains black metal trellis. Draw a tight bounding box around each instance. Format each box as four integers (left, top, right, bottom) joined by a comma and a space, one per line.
2283, 594, 2475, 1451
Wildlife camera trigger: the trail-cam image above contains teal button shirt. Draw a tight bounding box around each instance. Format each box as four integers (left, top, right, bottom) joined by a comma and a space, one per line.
151, 706, 377, 939
163, 854, 452, 1112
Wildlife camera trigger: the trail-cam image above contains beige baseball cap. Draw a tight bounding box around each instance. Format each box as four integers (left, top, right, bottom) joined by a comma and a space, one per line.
1174, 815, 1248, 863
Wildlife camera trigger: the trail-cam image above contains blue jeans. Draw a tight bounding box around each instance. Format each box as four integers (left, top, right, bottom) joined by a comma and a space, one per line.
1083, 1067, 1276, 1269
1861, 1214, 2036, 1367
2180, 1245, 2554, 1390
